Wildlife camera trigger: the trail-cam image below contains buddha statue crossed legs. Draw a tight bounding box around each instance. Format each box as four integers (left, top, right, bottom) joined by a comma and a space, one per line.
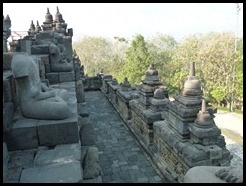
12, 53, 69, 120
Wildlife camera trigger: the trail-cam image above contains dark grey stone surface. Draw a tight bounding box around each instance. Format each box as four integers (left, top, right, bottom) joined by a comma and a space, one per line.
20, 39, 31, 55
3, 102, 14, 130
8, 149, 36, 169
83, 77, 102, 91
3, 52, 14, 70
5, 167, 22, 183
82, 147, 100, 180
34, 143, 81, 166
83, 176, 103, 183
5, 117, 39, 151
31, 44, 50, 55
79, 116, 95, 146
45, 72, 59, 84
3, 143, 9, 182
3, 70, 15, 103
37, 110, 79, 146
85, 91, 167, 183
59, 72, 75, 82
77, 102, 89, 117
20, 161, 82, 183
45, 64, 51, 73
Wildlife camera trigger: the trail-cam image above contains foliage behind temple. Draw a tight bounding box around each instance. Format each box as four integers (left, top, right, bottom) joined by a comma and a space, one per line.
73, 31, 243, 110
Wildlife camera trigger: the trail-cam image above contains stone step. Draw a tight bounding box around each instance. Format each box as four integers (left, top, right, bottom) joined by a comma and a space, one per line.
19, 142, 82, 183
5, 142, 83, 183
34, 143, 81, 166
20, 161, 82, 183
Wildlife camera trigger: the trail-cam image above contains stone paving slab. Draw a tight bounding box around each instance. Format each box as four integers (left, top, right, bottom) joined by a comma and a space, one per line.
8, 149, 35, 169
5, 167, 22, 183
85, 90, 168, 183
34, 143, 81, 166
20, 161, 82, 183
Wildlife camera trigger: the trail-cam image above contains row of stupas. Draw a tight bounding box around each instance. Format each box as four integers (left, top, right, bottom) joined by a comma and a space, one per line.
28, 6, 69, 36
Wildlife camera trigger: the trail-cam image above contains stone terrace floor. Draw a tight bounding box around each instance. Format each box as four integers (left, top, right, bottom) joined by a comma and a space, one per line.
85, 90, 169, 183
85, 90, 243, 183
4, 90, 242, 183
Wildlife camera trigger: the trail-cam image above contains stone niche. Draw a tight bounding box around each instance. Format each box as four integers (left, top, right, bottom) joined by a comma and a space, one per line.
83, 76, 102, 91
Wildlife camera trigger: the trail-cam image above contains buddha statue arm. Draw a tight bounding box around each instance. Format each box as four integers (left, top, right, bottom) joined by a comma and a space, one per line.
41, 82, 52, 92
35, 89, 55, 101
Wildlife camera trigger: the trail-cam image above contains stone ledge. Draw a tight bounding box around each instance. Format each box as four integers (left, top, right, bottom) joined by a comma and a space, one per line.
34, 143, 81, 166
20, 161, 82, 183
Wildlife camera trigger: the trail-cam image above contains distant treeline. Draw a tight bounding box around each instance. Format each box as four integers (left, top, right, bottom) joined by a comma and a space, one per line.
73, 32, 243, 110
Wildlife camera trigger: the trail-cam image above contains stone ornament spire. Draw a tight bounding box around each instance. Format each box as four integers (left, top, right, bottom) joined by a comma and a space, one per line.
194, 99, 215, 127
145, 64, 159, 81
111, 78, 119, 86
3, 15, 7, 32
182, 62, 203, 96
54, 6, 67, 33
4, 14, 11, 38
3, 14, 11, 52
42, 7, 54, 31
27, 20, 35, 36
45, 7, 53, 23
29, 20, 35, 32
190, 99, 221, 145
149, 88, 170, 112
121, 77, 131, 91
54, 6, 65, 23
35, 21, 42, 32
4, 14, 11, 27
137, 64, 165, 108
189, 61, 195, 76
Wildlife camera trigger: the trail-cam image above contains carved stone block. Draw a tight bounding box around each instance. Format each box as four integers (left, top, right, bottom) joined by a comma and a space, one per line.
45, 72, 59, 84
5, 117, 39, 150
59, 72, 75, 82
37, 108, 79, 146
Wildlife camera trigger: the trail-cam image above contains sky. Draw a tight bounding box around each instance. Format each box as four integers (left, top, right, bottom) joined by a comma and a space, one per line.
3, 3, 243, 43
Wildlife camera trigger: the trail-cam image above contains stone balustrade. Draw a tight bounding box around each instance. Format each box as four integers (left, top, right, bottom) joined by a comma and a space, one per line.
100, 63, 233, 183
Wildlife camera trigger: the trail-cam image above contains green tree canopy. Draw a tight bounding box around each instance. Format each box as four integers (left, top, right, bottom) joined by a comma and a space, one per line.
115, 34, 151, 85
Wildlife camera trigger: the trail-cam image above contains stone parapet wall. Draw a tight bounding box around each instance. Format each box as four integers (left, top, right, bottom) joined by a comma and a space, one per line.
153, 123, 189, 182
115, 96, 130, 123
101, 75, 112, 95
100, 64, 232, 183
130, 110, 154, 146
83, 76, 102, 91
107, 82, 119, 107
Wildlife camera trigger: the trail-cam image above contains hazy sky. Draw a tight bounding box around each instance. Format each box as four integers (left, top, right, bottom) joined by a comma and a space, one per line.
3, 3, 243, 43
